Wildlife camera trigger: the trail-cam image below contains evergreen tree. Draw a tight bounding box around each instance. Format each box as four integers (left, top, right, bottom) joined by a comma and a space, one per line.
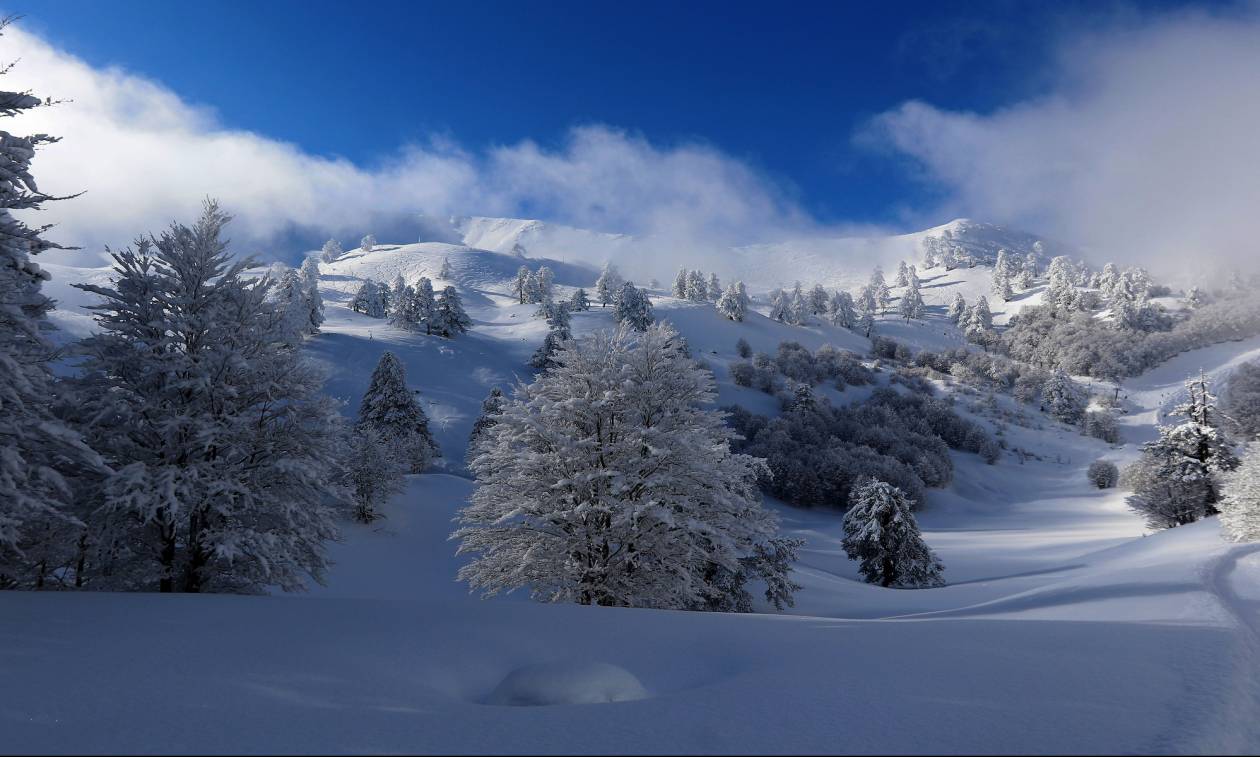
535, 266, 555, 302
842, 479, 944, 588
899, 275, 925, 321
466, 387, 505, 465
514, 265, 531, 304
413, 277, 436, 334
454, 324, 795, 610
1041, 370, 1086, 424
433, 285, 471, 337
808, 284, 830, 315
344, 430, 407, 524
735, 337, 752, 358
299, 256, 324, 333
828, 290, 857, 329
595, 263, 622, 308
360, 234, 376, 252
320, 238, 343, 264
568, 287, 590, 311
673, 267, 689, 298
614, 282, 653, 331
439, 256, 453, 279
894, 261, 909, 288
531, 301, 572, 370
388, 283, 419, 331
948, 292, 967, 323
1127, 373, 1240, 529
707, 272, 723, 301
0, 43, 105, 588
788, 282, 809, 325
273, 267, 311, 340
356, 351, 439, 474
686, 269, 708, 302
73, 202, 344, 593
768, 288, 790, 323
717, 283, 747, 321
1045, 256, 1076, 310
1221, 443, 1260, 542
351, 281, 385, 317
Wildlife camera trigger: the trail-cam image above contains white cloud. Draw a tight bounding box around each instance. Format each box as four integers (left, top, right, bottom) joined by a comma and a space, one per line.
870, 5, 1260, 279
3, 26, 812, 266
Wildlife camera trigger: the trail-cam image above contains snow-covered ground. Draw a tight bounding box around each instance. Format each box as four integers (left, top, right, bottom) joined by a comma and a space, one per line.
6, 233, 1259, 754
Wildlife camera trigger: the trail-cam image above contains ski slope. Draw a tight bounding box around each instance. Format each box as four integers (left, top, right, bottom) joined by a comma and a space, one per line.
5, 233, 1260, 754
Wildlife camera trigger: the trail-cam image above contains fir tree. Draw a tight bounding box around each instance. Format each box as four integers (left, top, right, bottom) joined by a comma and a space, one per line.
1221, 443, 1260, 542
73, 202, 344, 593
614, 282, 653, 331
707, 272, 723, 301
717, 282, 747, 321
320, 238, 343, 264
413, 277, 436, 334
568, 288, 591, 311
433, 285, 471, 337
842, 479, 944, 588
439, 256, 453, 279
686, 269, 708, 302
299, 256, 324, 333
894, 261, 909, 288
344, 430, 407, 524
808, 284, 830, 315
828, 290, 856, 329
357, 351, 439, 473
454, 324, 794, 610
514, 265, 530, 304
595, 263, 622, 308
1040, 370, 1086, 424
947, 292, 967, 323
899, 275, 924, 321
673, 268, 689, 298
466, 387, 505, 465
360, 234, 376, 252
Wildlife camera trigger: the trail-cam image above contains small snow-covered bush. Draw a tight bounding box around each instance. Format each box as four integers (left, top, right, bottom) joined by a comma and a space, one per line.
1087, 459, 1119, 489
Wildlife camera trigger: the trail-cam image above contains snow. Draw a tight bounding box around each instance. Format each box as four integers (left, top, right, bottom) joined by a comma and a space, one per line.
9, 226, 1260, 753
485, 662, 650, 706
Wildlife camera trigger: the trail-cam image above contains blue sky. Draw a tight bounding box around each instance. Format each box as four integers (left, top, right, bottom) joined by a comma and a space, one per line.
11, 0, 1219, 226
6, 0, 1257, 274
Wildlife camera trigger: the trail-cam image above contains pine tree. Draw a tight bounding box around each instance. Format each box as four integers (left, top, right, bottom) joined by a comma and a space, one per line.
531, 301, 572, 370
717, 283, 747, 321
439, 256, 453, 279
1045, 256, 1076, 310
1127, 373, 1240, 529
357, 351, 439, 474
73, 202, 344, 593
788, 282, 808, 325
454, 324, 794, 610
568, 287, 590, 311
808, 284, 829, 315
947, 292, 967, 324
351, 281, 385, 317
614, 282, 653, 331
535, 266, 555, 303
595, 263, 622, 308
686, 269, 708, 302
360, 234, 376, 252
413, 277, 436, 334
899, 278, 924, 321
0, 41, 104, 588
1221, 443, 1260, 542
344, 430, 407, 524
707, 273, 723, 301
858, 308, 876, 338
388, 283, 419, 331
514, 265, 531, 304
433, 286, 471, 337
828, 290, 856, 329
673, 267, 688, 298
1041, 371, 1086, 424
842, 479, 944, 588
299, 256, 324, 333
894, 261, 909, 288
320, 238, 343, 264
466, 387, 505, 465
768, 288, 790, 323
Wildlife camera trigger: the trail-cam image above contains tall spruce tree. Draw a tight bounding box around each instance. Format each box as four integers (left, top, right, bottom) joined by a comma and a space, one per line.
356, 351, 439, 474
842, 479, 944, 588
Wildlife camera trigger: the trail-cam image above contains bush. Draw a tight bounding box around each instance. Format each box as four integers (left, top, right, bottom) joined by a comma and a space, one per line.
1088, 459, 1120, 489
735, 337, 752, 359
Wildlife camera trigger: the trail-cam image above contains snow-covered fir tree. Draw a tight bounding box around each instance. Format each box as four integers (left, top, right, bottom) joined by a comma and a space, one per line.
466, 387, 505, 465
413, 277, 436, 334
351, 281, 386, 317
535, 266, 555, 302
717, 282, 747, 321
673, 267, 689, 298
686, 269, 708, 302
388, 282, 419, 331
894, 261, 909, 288
568, 287, 590, 311
530, 300, 572, 370
841, 479, 944, 588
72, 202, 344, 593
788, 282, 809, 325
899, 275, 924, 321
595, 263, 622, 308
858, 307, 876, 338
299, 256, 324, 333
513, 265, 530, 304
828, 290, 857, 329
1040, 370, 1086, 424
0, 49, 104, 588
320, 238, 343, 264
948, 292, 967, 323
356, 351, 439, 474
1045, 256, 1076, 310
439, 256, 453, 279
1127, 373, 1240, 529
1221, 443, 1260, 542
614, 281, 653, 331
768, 288, 789, 323
707, 272, 722, 301
857, 283, 879, 317
360, 234, 376, 252
454, 323, 796, 610
272, 267, 311, 341
869, 267, 891, 313
433, 285, 471, 337
808, 284, 829, 315
344, 430, 407, 524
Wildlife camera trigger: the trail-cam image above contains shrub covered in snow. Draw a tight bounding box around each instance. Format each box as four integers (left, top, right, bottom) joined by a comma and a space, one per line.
1087, 459, 1120, 489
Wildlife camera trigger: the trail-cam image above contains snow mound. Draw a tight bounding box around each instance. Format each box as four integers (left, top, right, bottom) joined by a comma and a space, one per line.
484, 661, 649, 706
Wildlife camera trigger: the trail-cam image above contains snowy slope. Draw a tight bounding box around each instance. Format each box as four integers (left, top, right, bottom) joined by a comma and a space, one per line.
10, 230, 1260, 754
